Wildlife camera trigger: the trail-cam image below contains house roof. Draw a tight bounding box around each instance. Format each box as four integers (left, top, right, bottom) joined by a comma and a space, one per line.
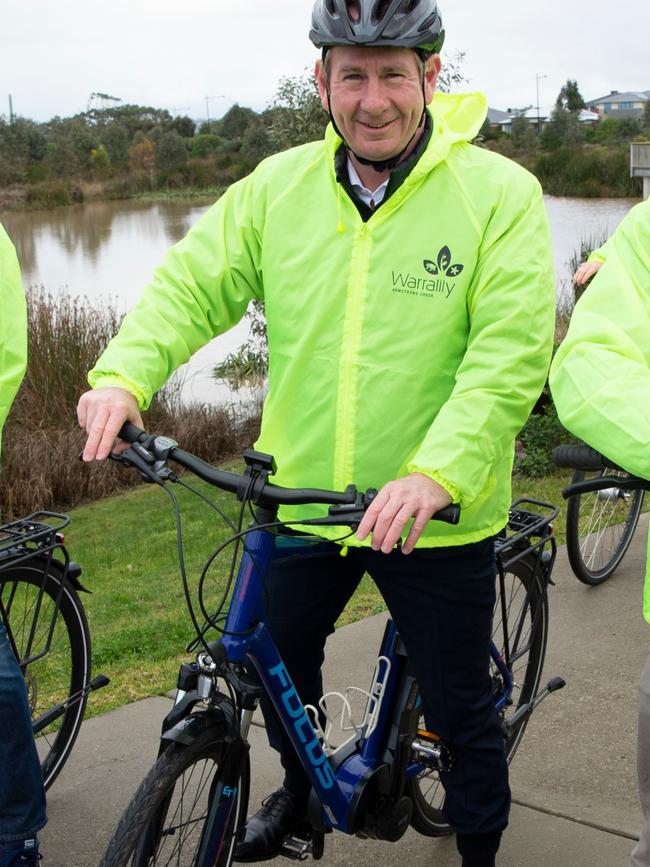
586, 90, 650, 106
487, 107, 510, 123
494, 106, 599, 127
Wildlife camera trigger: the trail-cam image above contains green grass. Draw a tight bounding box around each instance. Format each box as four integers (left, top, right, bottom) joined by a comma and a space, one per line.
64, 468, 572, 718
129, 187, 224, 203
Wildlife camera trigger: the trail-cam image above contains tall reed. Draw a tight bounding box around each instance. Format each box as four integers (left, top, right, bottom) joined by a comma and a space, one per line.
0, 290, 260, 518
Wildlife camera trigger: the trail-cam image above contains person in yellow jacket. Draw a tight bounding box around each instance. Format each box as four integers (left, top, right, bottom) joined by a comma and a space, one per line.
550, 198, 650, 867
77, 2, 555, 864
0, 224, 46, 867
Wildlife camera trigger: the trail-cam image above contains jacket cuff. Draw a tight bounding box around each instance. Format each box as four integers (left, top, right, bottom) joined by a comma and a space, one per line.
87, 373, 149, 410
406, 463, 462, 505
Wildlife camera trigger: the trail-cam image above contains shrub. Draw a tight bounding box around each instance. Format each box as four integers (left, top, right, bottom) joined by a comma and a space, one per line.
515, 387, 577, 478
24, 181, 82, 207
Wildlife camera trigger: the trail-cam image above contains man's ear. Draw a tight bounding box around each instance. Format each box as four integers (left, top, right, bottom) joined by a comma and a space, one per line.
314, 59, 330, 112
424, 54, 442, 104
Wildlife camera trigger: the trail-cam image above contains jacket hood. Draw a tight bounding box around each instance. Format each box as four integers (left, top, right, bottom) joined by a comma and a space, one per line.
325, 90, 488, 167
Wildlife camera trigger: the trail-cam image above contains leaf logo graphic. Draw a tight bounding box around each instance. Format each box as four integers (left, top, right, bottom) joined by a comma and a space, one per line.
437, 246, 452, 273
423, 246, 464, 278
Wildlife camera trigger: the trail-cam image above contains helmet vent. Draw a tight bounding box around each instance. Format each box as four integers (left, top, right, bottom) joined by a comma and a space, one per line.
348, 0, 361, 22
418, 11, 437, 31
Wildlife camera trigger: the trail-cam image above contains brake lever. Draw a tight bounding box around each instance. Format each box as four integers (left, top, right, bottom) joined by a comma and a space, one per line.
303, 507, 367, 529
108, 444, 166, 485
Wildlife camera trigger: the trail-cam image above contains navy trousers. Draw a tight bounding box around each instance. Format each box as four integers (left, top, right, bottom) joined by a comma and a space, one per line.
0, 622, 46, 841
259, 535, 510, 836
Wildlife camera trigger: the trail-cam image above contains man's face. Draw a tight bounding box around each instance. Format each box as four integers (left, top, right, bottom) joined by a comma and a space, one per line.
315, 45, 440, 162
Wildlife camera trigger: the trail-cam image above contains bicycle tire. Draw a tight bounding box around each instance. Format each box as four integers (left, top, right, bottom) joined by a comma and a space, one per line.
408, 554, 548, 836
566, 469, 645, 585
0, 557, 91, 790
100, 728, 250, 867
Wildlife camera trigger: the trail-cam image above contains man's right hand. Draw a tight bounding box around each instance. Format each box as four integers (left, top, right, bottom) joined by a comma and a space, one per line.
77, 387, 143, 461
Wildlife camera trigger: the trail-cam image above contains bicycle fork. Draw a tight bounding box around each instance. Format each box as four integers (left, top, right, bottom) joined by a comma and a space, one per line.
195, 737, 249, 866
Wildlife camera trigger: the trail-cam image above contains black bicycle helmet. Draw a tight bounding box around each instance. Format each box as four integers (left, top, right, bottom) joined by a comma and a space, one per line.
310, 0, 445, 56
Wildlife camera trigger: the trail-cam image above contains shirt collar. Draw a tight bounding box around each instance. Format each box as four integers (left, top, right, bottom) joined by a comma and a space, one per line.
346, 160, 390, 207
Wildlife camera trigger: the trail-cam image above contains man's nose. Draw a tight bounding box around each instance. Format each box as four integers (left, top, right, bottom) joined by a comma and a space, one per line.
360, 77, 389, 112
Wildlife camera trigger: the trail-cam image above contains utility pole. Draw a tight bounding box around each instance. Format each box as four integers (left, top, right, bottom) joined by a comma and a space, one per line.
536, 73, 548, 134
8, 94, 14, 124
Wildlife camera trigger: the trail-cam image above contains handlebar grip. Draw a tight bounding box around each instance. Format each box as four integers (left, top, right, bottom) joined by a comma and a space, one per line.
435, 504, 461, 526
118, 422, 148, 445
553, 444, 612, 471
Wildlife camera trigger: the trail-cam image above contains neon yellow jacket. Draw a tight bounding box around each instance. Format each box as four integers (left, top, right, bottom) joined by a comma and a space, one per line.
90, 92, 555, 545
550, 199, 650, 618
0, 224, 27, 465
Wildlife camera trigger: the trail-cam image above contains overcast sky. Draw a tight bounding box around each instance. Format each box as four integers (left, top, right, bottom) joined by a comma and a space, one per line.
3, 0, 649, 124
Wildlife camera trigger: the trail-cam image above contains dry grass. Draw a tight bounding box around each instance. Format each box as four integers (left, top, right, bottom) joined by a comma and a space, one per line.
0, 289, 260, 518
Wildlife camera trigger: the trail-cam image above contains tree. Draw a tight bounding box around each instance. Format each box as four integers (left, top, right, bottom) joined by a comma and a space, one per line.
100, 123, 130, 166
556, 80, 585, 113
242, 119, 272, 162
89, 143, 112, 178
155, 130, 188, 172
128, 138, 156, 173
510, 113, 536, 152
644, 99, 650, 135
437, 51, 467, 93
267, 72, 328, 150
541, 104, 583, 148
172, 115, 196, 138
190, 134, 221, 157
217, 104, 258, 141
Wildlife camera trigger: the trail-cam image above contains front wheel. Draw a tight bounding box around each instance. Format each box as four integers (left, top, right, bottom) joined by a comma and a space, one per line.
100, 728, 250, 867
566, 469, 644, 585
408, 554, 548, 836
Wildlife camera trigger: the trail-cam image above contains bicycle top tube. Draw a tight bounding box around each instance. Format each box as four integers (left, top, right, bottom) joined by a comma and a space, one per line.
116, 422, 461, 526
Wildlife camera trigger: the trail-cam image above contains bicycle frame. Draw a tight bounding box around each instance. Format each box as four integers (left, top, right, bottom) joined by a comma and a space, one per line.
190, 513, 549, 839
98, 428, 567, 865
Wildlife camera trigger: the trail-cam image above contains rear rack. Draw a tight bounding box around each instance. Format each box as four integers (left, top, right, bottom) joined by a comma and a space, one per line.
0, 512, 70, 564
496, 499, 559, 574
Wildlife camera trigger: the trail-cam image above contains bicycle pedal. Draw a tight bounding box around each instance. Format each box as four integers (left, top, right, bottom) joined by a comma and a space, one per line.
280, 828, 325, 861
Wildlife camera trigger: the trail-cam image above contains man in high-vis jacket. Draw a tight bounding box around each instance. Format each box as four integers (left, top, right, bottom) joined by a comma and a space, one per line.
550, 198, 650, 867
0, 224, 45, 867
77, 2, 555, 864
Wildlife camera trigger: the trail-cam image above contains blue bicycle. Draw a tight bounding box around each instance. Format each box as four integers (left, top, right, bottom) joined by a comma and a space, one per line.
100, 425, 564, 866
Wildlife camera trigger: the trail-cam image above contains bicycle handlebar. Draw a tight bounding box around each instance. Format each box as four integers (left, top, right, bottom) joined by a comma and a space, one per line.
116, 422, 461, 525
552, 444, 625, 472
553, 443, 650, 499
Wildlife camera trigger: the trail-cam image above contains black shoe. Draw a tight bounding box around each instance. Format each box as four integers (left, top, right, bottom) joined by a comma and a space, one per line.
234, 786, 305, 863
457, 830, 501, 867
0, 838, 42, 867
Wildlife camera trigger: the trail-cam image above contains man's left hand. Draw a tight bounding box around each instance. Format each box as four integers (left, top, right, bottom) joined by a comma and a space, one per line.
355, 473, 452, 555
